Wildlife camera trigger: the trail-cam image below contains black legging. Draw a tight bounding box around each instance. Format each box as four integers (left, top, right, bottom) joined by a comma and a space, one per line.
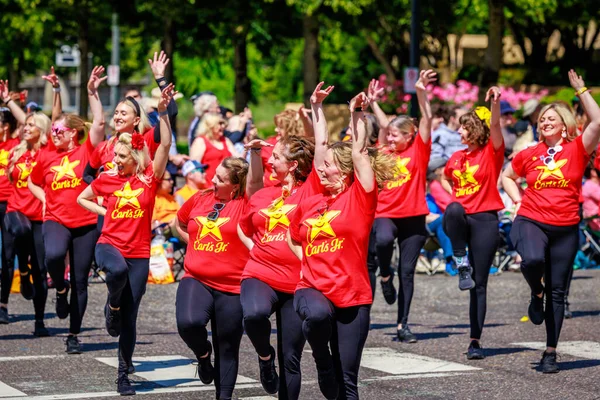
43, 220, 99, 335
294, 288, 370, 400
95, 243, 149, 372
372, 216, 427, 325
241, 278, 305, 400
176, 278, 244, 400
443, 202, 499, 340
510, 216, 578, 348
0, 202, 10, 305
2, 212, 47, 321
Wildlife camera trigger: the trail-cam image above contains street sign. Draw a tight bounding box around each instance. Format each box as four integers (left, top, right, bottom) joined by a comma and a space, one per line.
107, 65, 120, 86
403, 67, 419, 94
55, 45, 80, 68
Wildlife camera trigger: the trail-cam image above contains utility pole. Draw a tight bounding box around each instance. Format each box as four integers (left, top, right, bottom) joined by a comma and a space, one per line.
409, 0, 421, 118
110, 13, 120, 110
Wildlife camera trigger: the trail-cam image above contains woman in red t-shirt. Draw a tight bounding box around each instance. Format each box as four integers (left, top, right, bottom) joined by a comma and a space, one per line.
366, 70, 436, 343
175, 153, 263, 400
288, 89, 395, 400
27, 67, 106, 354
441, 86, 504, 360
190, 113, 239, 183
238, 133, 320, 398
77, 85, 175, 396
502, 70, 600, 373
1, 112, 50, 335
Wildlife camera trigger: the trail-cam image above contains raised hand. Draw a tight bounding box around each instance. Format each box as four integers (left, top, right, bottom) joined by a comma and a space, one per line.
367, 79, 385, 102
158, 83, 177, 112
240, 107, 253, 121
415, 69, 437, 92
485, 86, 502, 102
310, 82, 334, 105
298, 105, 311, 121
568, 69, 585, 92
349, 92, 370, 111
148, 51, 170, 79
42, 66, 60, 88
244, 139, 274, 151
87, 66, 107, 94
0, 80, 9, 102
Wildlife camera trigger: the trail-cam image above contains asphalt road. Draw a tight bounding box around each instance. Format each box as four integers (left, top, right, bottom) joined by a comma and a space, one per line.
1, 269, 599, 400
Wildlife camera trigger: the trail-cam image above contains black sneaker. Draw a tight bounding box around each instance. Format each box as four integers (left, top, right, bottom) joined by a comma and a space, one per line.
380, 276, 397, 305
455, 257, 475, 291
56, 288, 70, 319
0, 307, 8, 324
315, 357, 338, 400
105, 302, 121, 337
258, 346, 279, 394
540, 351, 559, 373
33, 321, 50, 337
20, 271, 35, 300
528, 293, 545, 325
65, 335, 82, 354
128, 364, 136, 375
116, 371, 136, 395
197, 341, 214, 384
397, 325, 417, 343
466, 340, 485, 360
564, 300, 573, 319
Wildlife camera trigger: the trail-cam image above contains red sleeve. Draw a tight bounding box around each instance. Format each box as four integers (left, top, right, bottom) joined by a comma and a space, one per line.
289, 201, 304, 244
84, 135, 95, 155
511, 150, 525, 177
352, 172, 377, 213
177, 191, 198, 225
143, 127, 160, 160
90, 174, 109, 197
575, 134, 590, 169
29, 151, 45, 186
489, 140, 505, 171
89, 144, 103, 169
303, 166, 322, 194
239, 199, 257, 237
416, 134, 432, 169
443, 155, 454, 180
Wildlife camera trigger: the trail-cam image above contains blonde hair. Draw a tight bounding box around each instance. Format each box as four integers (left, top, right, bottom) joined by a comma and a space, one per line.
279, 135, 315, 183
537, 103, 578, 142
388, 115, 416, 135
194, 94, 218, 118
103, 132, 152, 186
274, 109, 304, 138
194, 113, 223, 139
9, 112, 51, 177
221, 157, 249, 199
329, 142, 396, 190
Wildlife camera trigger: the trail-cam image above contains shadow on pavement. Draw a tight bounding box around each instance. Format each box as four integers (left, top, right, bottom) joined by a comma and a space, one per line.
483, 347, 531, 357
433, 323, 507, 329
570, 310, 600, 318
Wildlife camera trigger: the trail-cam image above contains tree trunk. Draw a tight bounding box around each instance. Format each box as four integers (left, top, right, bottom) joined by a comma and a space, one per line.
303, 14, 320, 107
478, 0, 504, 102
233, 25, 250, 114
7, 59, 19, 91
78, 12, 90, 117
162, 17, 175, 85
364, 32, 397, 83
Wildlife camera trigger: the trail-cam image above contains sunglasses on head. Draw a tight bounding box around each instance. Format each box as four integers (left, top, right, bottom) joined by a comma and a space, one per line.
207, 203, 225, 221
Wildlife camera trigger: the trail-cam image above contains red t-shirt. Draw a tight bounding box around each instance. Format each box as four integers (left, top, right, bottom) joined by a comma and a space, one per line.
289, 175, 376, 308
30, 139, 97, 228
376, 135, 431, 218
239, 169, 322, 293
0, 138, 20, 202
261, 136, 279, 187
177, 191, 249, 294
199, 136, 231, 183
91, 165, 160, 258
89, 128, 158, 170
7, 149, 43, 220
512, 135, 588, 226
444, 140, 505, 214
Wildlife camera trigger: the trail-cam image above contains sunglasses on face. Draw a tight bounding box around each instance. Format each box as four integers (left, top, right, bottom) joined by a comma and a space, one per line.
51, 125, 70, 137
207, 203, 225, 221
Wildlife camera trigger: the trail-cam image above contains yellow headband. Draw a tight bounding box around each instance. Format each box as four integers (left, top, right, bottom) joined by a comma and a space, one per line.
474, 107, 491, 128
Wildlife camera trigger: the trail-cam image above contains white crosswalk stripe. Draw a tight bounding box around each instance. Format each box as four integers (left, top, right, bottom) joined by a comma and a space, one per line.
0, 381, 26, 398
511, 341, 600, 359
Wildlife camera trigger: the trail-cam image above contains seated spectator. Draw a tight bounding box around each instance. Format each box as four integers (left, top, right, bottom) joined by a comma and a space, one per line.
583, 165, 600, 231
427, 157, 452, 212
174, 160, 209, 206
514, 98, 541, 145
431, 105, 467, 160
152, 170, 180, 230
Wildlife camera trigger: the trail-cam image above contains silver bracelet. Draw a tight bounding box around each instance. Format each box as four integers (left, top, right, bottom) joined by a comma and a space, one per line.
52, 87, 61, 93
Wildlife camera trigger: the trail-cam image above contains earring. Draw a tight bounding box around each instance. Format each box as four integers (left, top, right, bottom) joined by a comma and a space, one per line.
561, 129, 567, 139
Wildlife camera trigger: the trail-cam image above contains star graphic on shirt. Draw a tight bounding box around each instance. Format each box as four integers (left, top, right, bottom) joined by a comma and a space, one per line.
194, 216, 230, 242
50, 156, 80, 181
394, 157, 411, 178
535, 159, 568, 181
16, 161, 36, 181
453, 161, 479, 188
114, 182, 144, 210
259, 203, 297, 233
0, 149, 9, 167
304, 210, 341, 243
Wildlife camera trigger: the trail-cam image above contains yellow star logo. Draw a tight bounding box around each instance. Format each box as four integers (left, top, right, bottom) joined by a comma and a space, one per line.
259, 203, 297, 233
194, 216, 230, 242
453, 161, 479, 188
114, 182, 144, 210
535, 159, 568, 181
16, 161, 36, 181
394, 157, 411, 178
0, 149, 9, 168
304, 210, 341, 243
50, 156, 80, 181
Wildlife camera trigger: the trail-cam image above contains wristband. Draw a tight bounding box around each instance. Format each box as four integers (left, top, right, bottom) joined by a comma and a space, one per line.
350, 107, 364, 113
250, 147, 261, 152
5, 98, 13, 105
575, 86, 589, 96
52, 87, 61, 93
158, 110, 168, 117
156, 77, 167, 84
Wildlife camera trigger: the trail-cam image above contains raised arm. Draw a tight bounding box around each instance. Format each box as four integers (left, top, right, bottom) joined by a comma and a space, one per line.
310, 82, 334, 168
298, 106, 314, 137
486, 86, 503, 150
87, 66, 108, 147
77, 185, 106, 216
367, 79, 389, 144
153, 84, 175, 178
414, 70, 437, 143
244, 139, 271, 198
42, 67, 62, 123
0, 80, 27, 124
569, 70, 600, 154
349, 92, 376, 193
149, 50, 178, 145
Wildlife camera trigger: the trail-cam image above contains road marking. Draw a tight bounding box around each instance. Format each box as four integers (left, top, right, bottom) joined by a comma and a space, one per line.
511, 341, 600, 359
0, 355, 66, 362
95, 355, 256, 387
360, 348, 480, 375
0, 381, 26, 398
